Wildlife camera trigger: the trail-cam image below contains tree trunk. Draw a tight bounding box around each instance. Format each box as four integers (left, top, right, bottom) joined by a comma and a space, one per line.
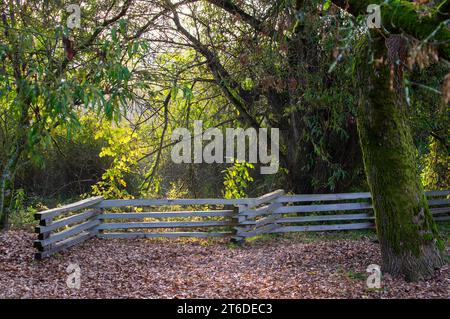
0, 143, 22, 229
355, 35, 445, 281
0, 90, 30, 229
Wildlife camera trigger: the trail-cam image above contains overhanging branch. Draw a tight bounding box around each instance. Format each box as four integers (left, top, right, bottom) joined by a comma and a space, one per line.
166, 0, 260, 128
331, 0, 450, 59
206, 0, 267, 33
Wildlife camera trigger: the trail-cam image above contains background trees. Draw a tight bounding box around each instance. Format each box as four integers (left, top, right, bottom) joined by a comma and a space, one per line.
0, 0, 144, 227
160, 0, 365, 193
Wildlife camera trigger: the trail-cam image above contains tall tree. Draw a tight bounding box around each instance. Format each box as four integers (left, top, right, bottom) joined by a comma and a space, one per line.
331, 0, 449, 280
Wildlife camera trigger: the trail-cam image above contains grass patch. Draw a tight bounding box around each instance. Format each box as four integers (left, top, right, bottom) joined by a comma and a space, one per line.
346, 270, 367, 281
280, 229, 377, 242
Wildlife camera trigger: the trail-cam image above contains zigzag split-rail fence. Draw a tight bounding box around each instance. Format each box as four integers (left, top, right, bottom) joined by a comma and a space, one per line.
34, 189, 450, 259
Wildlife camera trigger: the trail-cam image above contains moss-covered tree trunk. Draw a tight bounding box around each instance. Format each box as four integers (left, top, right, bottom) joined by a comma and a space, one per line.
356, 35, 445, 281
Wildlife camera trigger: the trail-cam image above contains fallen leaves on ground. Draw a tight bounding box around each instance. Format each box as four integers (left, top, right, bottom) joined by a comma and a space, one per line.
0, 231, 448, 299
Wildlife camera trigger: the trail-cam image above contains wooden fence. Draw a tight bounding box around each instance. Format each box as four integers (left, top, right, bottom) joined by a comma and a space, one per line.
233, 189, 450, 241
34, 196, 104, 259
34, 189, 450, 259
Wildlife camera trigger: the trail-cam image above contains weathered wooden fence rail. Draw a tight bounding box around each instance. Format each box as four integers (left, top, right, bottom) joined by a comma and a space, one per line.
34, 196, 104, 259
34, 189, 450, 259
233, 189, 450, 241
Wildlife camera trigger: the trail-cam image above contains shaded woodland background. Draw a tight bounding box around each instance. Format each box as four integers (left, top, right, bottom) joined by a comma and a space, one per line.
0, 0, 448, 227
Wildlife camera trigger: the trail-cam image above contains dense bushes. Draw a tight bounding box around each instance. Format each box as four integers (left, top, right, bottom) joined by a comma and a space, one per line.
14, 116, 109, 200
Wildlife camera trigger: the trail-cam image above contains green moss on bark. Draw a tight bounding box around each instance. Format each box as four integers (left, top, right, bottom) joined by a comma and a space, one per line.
332, 0, 450, 59
354, 34, 445, 281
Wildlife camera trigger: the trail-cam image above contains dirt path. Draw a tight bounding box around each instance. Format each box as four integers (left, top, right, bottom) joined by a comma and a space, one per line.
0, 231, 448, 298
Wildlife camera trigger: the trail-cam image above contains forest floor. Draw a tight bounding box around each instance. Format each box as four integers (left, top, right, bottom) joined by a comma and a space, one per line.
0, 230, 449, 299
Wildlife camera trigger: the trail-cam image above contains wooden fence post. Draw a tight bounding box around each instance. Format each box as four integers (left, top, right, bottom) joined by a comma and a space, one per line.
35, 217, 53, 260
33, 196, 104, 260
94, 208, 103, 237
231, 204, 251, 245
231, 190, 285, 239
